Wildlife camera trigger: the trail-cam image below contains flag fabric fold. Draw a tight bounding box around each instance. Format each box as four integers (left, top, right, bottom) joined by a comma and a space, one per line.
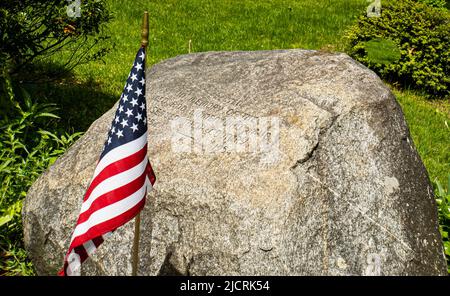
59, 47, 156, 276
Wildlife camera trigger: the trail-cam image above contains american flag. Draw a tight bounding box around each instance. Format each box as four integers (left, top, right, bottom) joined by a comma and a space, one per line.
59, 47, 156, 276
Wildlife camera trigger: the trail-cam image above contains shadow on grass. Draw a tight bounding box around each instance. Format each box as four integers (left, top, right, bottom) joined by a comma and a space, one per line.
20, 70, 118, 133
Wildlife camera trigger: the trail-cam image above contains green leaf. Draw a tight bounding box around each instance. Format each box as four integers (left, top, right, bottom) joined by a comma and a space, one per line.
0, 214, 13, 227
0, 159, 12, 171
444, 241, 450, 256
20, 88, 32, 110
37, 130, 58, 140
447, 174, 450, 196
35, 112, 60, 119
0, 200, 22, 227
436, 179, 445, 197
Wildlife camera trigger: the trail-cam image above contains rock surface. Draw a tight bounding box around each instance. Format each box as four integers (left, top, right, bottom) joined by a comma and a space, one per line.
23, 49, 447, 275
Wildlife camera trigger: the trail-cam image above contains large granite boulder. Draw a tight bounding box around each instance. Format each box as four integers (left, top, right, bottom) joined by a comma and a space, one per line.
23, 49, 447, 275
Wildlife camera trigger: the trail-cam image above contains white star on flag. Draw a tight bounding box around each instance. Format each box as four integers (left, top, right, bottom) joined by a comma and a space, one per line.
134, 87, 143, 97
125, 108, 134, 117
120, 119, 128, 128
130, 123, 139, 132
134, 62, 142, 71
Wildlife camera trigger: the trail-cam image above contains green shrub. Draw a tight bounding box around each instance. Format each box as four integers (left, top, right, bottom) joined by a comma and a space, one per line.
0, 75, 81, 275
435, 175, 450, 273
346, 0, 450, 98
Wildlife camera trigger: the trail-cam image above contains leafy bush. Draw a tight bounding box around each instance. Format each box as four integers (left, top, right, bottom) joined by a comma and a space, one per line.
435, 175, 450, 273
346, 0, 450, 98
0, 75, 81, 275
0, 0, 113, 78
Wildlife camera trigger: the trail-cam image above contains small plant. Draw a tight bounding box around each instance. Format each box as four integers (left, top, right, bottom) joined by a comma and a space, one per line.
434, 174, 450, 273
0, 75, 82, 275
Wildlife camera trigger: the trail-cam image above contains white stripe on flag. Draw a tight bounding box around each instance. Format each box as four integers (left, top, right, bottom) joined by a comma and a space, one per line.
71, 181, 147, 241
80, 157, 148, 214
66, 250, 81, 276
93, 132, 147, 179
83, 240, 96, 255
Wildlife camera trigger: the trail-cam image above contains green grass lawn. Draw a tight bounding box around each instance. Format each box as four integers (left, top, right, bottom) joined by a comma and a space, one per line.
394, 88, 450, 186
4, 0, 449, 275
76, 0, 368, 82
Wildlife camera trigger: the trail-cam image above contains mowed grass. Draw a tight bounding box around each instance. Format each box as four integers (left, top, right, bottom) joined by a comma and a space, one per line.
81, 0, 368, 79
394, 88, 450, 186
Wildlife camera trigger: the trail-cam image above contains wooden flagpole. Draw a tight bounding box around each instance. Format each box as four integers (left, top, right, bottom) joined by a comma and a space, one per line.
131, 11, 149, 277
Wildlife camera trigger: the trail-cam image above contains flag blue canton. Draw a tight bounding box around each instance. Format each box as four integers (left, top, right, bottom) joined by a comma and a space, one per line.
100, 47, 147, 159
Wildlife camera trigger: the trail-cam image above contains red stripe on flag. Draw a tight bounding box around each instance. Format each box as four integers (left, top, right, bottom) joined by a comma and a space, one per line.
92, 236, 104, 247
75, 245, 89, 262
76, 171, 147, 225
68, 198, 145, 253
83, 145, 148, 202
146, 161, 156, 185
